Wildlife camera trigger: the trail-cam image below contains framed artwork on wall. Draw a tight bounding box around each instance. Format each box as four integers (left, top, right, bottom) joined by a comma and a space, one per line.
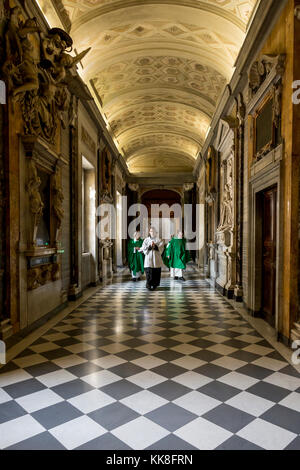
253, 91, 275, 160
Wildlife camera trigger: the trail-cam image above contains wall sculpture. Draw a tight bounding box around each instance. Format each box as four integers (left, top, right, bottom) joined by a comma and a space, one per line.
249, 54, 285, 98
206, 146, 217, 196
212, 120, 236, 298
100, 147, 113, 201
2, 6, 90, 144
217, 156, 234, 232
28, 262, 60, 290
52, 167, 64, 246
26, 159, 44, 247
248, 54, 285, 164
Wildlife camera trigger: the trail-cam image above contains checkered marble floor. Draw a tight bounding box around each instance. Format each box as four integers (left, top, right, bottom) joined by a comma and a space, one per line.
0, 276, 299, 450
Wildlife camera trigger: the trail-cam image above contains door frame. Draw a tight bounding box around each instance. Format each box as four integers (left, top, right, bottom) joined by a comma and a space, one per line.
116, 190, 123, 267
248, 146, 283, 334
260, 185, 278, 327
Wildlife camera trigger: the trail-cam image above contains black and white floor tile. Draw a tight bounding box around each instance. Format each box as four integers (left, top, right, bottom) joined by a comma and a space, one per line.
0, 276, 299, 450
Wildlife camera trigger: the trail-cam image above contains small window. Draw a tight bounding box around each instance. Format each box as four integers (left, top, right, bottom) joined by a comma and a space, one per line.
82, 156, 95, 254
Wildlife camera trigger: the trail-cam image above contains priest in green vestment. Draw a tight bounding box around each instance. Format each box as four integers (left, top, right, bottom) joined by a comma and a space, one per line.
164, 231, 191, 281
127, 231, 144, 281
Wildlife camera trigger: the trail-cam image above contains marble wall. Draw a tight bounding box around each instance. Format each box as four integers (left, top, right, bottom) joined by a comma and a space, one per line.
0, 2, 126, 339
0, 93, 5, 323
198, 0, 300, 345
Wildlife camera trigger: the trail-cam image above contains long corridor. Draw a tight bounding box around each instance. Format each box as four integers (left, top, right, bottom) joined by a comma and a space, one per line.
0, 275, 299, 450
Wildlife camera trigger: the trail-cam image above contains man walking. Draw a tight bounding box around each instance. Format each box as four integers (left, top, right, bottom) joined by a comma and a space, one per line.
140, 227, 164, 291
127, 231, 144, 282
163, 231, 190, 281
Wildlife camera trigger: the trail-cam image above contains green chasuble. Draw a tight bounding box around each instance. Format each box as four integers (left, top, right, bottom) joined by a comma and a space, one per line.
162, 242, 171, 268
164, 237, 191, 270
128, 239, 144, 275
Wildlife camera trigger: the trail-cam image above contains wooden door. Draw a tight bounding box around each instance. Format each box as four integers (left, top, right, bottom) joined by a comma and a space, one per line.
261, 186, 277, 327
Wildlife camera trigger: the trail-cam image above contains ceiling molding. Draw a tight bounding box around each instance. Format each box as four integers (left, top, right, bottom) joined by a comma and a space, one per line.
81, 44, 235, 82
127, 148, 196, 163
127, 174, 197, 185
105, 97, 213, 122
70, 0, 248, 33
54, 0, 259, 176
117, 122, 205, 147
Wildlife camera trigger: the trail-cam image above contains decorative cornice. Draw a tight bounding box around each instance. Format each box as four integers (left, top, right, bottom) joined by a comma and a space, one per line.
66, 74, 93, 102
50, 0, 71, 33
127, 174, 196, 186
21, 135, 66, 171
222, 116, 239, 129
247, 54, 286, 114
71, 0, 247, 33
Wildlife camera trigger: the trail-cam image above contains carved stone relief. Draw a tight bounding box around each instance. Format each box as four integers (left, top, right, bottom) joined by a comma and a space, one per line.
249, 54, 285, 99
211, 120, 236, 297
101, 147, 112, 199
235, 93, 246, 300
206, 146, 216, 196
197, 169, 205, 205
0, 72, 6, 322
26, 159, 44, 247
52, 167, 64, 246
81, 125, 96, 154
2, 7, 90, 144
28, 263, 60, 290
248, 54, 285, 164
23, 137, 65, 292
217, 156, 234, 232
99, 238, 113, 282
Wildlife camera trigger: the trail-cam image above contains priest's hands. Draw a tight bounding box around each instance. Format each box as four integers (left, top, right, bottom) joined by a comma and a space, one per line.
147, 244, 158, 253
151, 242, 158, 251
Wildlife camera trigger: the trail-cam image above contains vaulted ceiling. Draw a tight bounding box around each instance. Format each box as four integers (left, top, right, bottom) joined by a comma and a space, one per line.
58, 0, 259, 175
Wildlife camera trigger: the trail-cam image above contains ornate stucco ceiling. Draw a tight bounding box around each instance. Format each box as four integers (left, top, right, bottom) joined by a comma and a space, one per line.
56, 0, 258, 175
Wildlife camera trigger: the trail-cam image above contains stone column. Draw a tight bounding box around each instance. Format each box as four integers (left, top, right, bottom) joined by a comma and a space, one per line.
182, 183, 194, 247
293, 166, 300, 341
111, 156, 117, 273
234, 93, 246, 302
68, 97, 82, 300
121, 175, 127, 266
0, 68, 12, 339
196, 165, 206, 274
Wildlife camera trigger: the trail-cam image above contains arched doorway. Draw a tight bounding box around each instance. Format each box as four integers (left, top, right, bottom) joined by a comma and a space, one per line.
141, 189, 182, 242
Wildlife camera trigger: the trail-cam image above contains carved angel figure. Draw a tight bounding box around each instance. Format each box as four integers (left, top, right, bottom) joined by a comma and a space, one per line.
37, 82, 56, 140
2, 8, 91, 144
41, 27, 90, 85
41, 31, 69, 65
51, 48, 91, 84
